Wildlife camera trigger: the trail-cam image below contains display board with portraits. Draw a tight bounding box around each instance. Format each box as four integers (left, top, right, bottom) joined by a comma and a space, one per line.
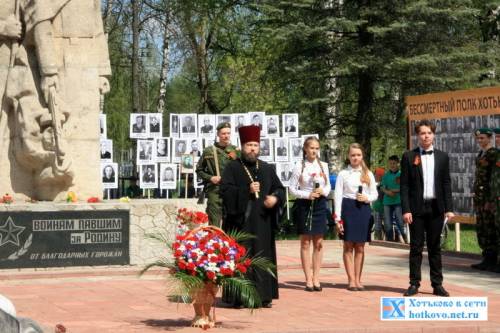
100, 114, 107, 139
140, 163, 158, 189
406, 86, 500, 223
159, 163, 177, 190
100, 139, 113, 162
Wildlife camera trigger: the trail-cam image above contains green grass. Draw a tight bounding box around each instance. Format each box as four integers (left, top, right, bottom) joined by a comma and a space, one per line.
442, 224, 481, 254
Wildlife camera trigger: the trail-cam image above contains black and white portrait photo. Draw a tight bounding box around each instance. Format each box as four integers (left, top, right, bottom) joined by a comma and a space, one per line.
198, 114, 215, 137
100, 139, 113, 162
216, 115, 231, 129
290, 137, 303, 161
274, 138, 289, 162
283, 113, 299, 137
249, 112, 265, 131
130, 113, 148, 138
148, 114, 162, 137
180, 114, 197, 137
189, 138, 202, 161
170, 114, 179, 138
137, 140, 154, 163
159, 163, 177, 190
155, 138, 170, 163
172, 138, 187, 163
101, 163, 118, 189
140, 164, 158, 189
232, 114, 247, 135
266, 115, 280, 137
259, 137, 273, 162
277, 162, 293, 185
99, 114, 107, 139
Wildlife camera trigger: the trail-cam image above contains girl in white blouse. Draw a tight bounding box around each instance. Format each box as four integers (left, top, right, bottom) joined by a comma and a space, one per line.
334, 143, 377, 291
289, 137, 331, 292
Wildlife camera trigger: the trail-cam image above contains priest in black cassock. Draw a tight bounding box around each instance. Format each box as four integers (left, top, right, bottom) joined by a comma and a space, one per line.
220, 125, 285, 308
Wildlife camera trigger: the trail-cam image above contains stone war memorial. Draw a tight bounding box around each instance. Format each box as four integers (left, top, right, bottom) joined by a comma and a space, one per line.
0, 1, 190, 272
0, 0, 111, 201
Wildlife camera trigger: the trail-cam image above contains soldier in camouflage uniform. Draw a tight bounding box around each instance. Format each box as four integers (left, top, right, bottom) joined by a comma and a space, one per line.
196, 122, 238, 227
491, 128, 500, 273
471, 128, 498, 271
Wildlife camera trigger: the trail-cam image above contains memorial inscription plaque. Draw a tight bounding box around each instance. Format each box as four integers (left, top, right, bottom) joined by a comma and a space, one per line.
0, 210, 129, 269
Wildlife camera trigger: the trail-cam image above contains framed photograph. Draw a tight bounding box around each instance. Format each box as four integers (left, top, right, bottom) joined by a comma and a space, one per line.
249, 112, 265, 133
155, 137, 170, 163
188, 138, 203, 162
198, 114, 216, 137
180, 113, 198, 138
137, 139, 155, 164
99, 114, 107, 139
289, 137, 303, 161
265, 115, 280, 138
215, 114, 232, 129
259, 137, 273, 162
140, 164, 158, 189
203, 138, 215, 150
274, 138, 289, 162
170, 114, 180, 138
100, 139, 113, 162
232, 113, 248, 135
148, 113, 162, 137
282, 113, 299, 138
130, 113, 148, 138
181, 154, 195, 174
159, 163, 177, 190
101, 162, 118, 189
277, 162, 294, 186
172, 138, 188, 163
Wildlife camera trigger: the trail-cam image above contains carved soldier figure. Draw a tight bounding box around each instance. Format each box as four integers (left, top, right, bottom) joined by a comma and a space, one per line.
1, 0, 111, 200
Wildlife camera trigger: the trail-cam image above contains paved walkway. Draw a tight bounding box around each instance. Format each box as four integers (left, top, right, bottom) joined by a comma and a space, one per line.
1, 241, 499, 333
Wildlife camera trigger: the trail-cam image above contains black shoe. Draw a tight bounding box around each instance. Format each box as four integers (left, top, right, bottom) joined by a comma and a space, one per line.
262, 301, 272, 308
305, 286, 314, 292
313, 285, 322, 292
433, 286, 450, 297
403, 285, 419, 296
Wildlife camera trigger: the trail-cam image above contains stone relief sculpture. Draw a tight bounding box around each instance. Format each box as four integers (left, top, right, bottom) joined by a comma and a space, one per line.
0, 0, 111, 200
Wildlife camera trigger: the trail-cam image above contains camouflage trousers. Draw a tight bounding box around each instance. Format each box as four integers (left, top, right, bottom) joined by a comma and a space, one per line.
206, 191, 223, 228
475, 204, 498, 256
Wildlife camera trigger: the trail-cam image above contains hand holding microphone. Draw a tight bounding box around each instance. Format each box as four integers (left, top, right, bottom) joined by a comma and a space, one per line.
250, 174, 260, 199
309, 182, 321, 200
356, 185, 368, 204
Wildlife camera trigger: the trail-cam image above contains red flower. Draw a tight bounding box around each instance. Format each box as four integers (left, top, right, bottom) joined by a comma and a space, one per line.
244, 258, 251, 267
210, 256, 218, 263
310, 173, 317, 178
238, 246, 247, 256
87, 197, 100, 203
178, 261, 187, 270
413, 155, 421, 166
174, 250, 183, 257
496, 161, 500, 168
236, 264, 247, 274
206, 271, 216, 280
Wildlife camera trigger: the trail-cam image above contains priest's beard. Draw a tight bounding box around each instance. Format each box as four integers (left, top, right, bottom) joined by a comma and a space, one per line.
242, 150, 259, 163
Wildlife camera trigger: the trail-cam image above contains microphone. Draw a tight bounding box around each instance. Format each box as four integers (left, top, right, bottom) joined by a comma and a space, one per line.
356, 185, 362, 207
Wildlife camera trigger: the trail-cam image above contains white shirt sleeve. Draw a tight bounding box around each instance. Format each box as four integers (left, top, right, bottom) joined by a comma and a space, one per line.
366, 172, 378, 202
288, 163, 310, 199
334, 171, 345, 221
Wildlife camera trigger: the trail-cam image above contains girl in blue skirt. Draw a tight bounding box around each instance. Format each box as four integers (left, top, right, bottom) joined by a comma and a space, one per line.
290, 137, 331, 292
334, 143, 378, 291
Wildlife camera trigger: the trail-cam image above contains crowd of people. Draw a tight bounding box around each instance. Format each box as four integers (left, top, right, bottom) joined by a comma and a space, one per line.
195, 118, 499, 308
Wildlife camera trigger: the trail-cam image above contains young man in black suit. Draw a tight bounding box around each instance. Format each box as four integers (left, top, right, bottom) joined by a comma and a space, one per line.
400, 119, 454, 297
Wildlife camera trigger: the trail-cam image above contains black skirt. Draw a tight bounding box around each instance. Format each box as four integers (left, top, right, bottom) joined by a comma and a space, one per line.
293, 197, 328, 235
341, 198, 371, 243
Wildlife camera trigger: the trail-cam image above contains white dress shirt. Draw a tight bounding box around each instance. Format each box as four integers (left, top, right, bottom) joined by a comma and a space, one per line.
289, 160, 331, 199
419, 145, 435, 199
334, 165, 378, 221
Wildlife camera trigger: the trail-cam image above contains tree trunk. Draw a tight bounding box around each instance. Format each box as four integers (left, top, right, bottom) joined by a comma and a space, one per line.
157, 13, 170, 114
132, 0, 141, 113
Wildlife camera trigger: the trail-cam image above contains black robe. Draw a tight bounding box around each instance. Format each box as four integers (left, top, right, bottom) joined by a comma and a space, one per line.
220, 158, 285, 305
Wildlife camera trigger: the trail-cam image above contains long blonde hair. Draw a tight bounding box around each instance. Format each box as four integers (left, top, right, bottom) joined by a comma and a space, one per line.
348, 143, 370, 185
300, 137, 327, 184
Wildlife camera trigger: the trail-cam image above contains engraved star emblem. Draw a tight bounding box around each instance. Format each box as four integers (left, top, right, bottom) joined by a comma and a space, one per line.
0, 216, 26, 247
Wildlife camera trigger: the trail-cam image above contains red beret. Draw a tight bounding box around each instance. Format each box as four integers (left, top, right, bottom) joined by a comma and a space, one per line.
238, 125, 260, 145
